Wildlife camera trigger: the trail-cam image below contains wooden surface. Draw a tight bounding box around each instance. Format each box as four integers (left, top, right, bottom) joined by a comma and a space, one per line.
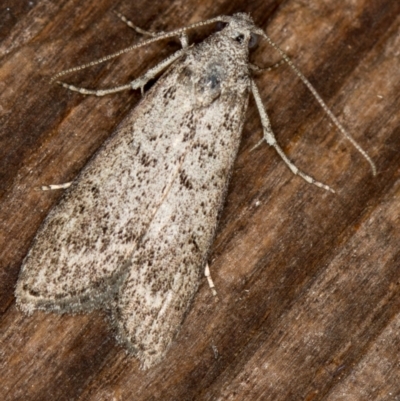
1, 0, 400, 400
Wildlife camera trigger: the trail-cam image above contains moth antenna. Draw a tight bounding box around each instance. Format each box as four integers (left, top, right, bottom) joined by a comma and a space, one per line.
57, 47, 187, 96
257, 31, 377, 176
50, 15, 229, 83
251, 79, 335, 193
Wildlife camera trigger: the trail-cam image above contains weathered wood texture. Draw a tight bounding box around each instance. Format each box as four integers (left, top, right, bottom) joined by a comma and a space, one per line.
1, 0, 399, 400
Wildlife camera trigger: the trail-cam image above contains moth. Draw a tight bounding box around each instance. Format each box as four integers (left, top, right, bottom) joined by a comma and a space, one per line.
15, 13, 375, 369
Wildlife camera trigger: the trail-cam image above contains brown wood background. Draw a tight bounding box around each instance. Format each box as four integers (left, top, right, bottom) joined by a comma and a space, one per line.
1, 0, 399, 400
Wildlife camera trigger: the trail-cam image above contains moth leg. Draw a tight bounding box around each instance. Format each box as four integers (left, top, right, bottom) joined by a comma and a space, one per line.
130, 47, 187, 95
41, 182, 72, 191
179, 34, 189, 49
58, 47, 187, 97
258, 31, 376, 176
250, 79, 335, 193
205, 263, 217, 297
114, 11, 189, 49
249, 59, 285, 73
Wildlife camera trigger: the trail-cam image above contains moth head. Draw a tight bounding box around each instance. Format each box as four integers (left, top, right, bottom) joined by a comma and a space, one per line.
218, 13, 260, 49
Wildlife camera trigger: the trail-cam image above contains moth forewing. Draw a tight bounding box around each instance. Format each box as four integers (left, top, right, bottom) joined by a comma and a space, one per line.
16, 14, 253, 369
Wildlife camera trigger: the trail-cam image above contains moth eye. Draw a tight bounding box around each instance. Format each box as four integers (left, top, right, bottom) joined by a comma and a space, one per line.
248, 33, 259, 48
233, 33, 245, 44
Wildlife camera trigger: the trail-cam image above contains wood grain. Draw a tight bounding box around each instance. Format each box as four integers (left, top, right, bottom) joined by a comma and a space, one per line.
1, 0, 399, 400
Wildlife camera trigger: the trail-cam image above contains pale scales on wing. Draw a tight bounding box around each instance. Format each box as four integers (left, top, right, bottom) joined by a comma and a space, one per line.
16, 15, 251, 369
